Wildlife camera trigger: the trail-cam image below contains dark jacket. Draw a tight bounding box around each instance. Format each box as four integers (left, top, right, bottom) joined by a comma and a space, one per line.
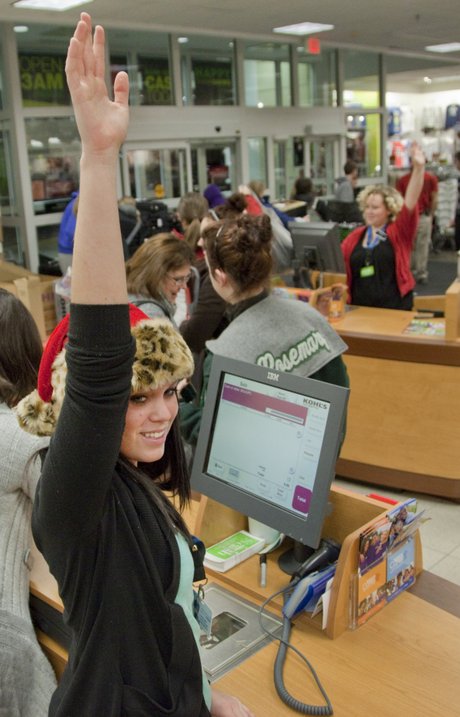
33, 304, 210, 717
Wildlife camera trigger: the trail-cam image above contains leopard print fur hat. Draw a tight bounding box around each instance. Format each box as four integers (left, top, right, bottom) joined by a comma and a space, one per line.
16, 304, 193, 437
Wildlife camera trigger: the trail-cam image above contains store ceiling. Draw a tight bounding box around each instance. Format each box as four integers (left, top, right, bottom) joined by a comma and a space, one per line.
2, 0, 460, 88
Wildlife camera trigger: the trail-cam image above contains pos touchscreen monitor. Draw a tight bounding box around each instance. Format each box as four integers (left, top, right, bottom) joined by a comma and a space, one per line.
191, 355, 349, 573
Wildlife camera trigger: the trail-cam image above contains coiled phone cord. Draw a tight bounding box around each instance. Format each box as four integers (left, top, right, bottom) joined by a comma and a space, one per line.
259, 588, 333, 715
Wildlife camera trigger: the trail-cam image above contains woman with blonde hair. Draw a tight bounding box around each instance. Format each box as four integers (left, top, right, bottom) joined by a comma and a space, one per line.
126, 232, 194, 322
341, 143, 425, 310
177, 192, 209, 258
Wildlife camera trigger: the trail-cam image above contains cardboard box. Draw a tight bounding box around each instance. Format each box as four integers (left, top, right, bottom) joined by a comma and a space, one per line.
0, 260, 57, 341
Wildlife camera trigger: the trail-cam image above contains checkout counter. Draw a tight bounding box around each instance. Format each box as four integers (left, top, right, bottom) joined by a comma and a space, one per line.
333, 278, 460, 500
30, 488, 460, 717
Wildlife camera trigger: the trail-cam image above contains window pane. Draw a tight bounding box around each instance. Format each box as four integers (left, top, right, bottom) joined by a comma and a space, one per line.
343, 49, 379, 109
16, 24, 72, 107
309, 140, 335, 196
25, 117, 80, 214
297, 47, 337, 107
0, 126, 16, 216
0, 39, 4, 110
37, 223, 60, 265
274, 138, 303, 200
108, 29, 173, 106
346, 113, 382, 178
244, 42, 291, 107
127, 148, 188, 199
180, 35, 236, 106
247, 138, 267, 188
1, 226, 23, 264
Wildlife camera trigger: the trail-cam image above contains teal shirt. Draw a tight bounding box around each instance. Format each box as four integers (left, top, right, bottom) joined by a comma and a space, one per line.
174, 532, 212, 710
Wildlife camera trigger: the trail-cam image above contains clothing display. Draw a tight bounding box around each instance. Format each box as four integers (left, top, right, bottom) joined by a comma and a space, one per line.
180, 292, 349, 446
32, 304, 210, 717
0, 403, 55, 717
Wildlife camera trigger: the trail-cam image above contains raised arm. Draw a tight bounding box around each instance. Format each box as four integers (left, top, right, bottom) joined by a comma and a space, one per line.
403, 142, 426, 212
66, 13, 129, 305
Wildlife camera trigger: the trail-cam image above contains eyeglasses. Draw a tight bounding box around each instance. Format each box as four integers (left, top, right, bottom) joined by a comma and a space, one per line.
166, 272, 192, 287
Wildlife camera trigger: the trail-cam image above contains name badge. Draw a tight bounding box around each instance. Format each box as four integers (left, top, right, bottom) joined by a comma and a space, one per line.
193, 589, 213, 635
360, 264, 375, 278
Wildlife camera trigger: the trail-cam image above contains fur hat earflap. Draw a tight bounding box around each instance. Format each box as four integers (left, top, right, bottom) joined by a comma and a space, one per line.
16, 305, 194, 437
131, 318, 193, 393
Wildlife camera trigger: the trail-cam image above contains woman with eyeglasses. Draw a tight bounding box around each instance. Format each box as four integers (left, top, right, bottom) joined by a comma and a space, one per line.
126, 232, 195, 324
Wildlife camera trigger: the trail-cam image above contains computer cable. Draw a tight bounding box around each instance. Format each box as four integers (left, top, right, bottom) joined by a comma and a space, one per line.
258, 584, 333, 715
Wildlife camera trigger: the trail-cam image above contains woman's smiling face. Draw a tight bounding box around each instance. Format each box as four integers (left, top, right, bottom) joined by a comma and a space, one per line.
120, 383, 178, 465
363, 192, 390, 230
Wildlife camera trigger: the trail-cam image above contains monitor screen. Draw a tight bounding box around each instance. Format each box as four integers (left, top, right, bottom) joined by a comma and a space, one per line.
191, 355, 349, 556
288, 221, 346, 273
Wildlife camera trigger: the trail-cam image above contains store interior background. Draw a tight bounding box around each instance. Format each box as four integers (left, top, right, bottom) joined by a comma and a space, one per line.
0, 0, 459, 273
0, 2, 459, 587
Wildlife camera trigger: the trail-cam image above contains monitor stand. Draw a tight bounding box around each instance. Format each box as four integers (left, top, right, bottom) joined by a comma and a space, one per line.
277, 539, 316, 576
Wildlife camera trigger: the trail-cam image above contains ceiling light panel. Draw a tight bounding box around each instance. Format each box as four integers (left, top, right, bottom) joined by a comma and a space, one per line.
12, 0, 93, 11
273, 22, 334, 36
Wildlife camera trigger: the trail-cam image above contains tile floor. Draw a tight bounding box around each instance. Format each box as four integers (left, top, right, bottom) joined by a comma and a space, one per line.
334, 476, 460, 587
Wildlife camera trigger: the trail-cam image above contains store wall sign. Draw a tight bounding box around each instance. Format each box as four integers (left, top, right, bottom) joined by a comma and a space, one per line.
20, 53, 70, 106
192, 59, 234, 105
138, 56, 172, 105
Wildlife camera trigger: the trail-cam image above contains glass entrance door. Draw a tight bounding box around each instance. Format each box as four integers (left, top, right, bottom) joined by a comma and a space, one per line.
273, 137, 305, 201
121, 142, 191, 203
307, 138, 337, 197
190, 141, 237, 195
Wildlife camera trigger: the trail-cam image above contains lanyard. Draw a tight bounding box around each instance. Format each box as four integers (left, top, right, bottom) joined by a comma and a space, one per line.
365, 225, 387, 249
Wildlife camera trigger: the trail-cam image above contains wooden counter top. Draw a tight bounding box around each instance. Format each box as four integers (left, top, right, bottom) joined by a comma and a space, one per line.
333, 305, 460, 366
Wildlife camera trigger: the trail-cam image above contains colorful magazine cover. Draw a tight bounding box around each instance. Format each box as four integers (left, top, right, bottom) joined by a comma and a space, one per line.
358, 518, 391, 576
386, 536, 416, 601
356, 559, 388, 626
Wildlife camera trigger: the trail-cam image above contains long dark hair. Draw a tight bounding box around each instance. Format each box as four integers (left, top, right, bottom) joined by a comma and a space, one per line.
118, 411, 192, 536
0, 289, 43, 407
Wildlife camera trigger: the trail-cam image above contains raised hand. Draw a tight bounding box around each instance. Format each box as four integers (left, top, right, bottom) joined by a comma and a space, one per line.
409, 141, 426, 169
65, 12, 129, 160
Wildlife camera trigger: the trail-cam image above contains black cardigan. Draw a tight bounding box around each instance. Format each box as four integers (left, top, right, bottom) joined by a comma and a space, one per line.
33, 304, 210, 716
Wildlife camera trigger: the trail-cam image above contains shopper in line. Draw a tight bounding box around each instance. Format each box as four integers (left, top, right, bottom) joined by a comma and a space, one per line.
16, 14, 254, 717
341, 142, 425, 310
0, 289, 56, 716
126, 232, 194, 323
57, 190, 79, 274
180, 212, 349, 446
176, 192, 209, 258
334, 161, 358, 203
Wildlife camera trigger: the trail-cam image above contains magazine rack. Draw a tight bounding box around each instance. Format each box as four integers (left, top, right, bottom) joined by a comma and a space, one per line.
186, 484, 423, 640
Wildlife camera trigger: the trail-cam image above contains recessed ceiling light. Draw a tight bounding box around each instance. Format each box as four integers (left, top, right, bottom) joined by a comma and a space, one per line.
12, 0, 92, 10
425, 42, 460, 53
273, 22, 334, 36
13, 25, 29, 32
177, 37, 189, 44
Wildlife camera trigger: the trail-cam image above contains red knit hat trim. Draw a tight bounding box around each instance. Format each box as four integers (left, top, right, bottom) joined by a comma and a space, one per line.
37, 304, 149, 403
